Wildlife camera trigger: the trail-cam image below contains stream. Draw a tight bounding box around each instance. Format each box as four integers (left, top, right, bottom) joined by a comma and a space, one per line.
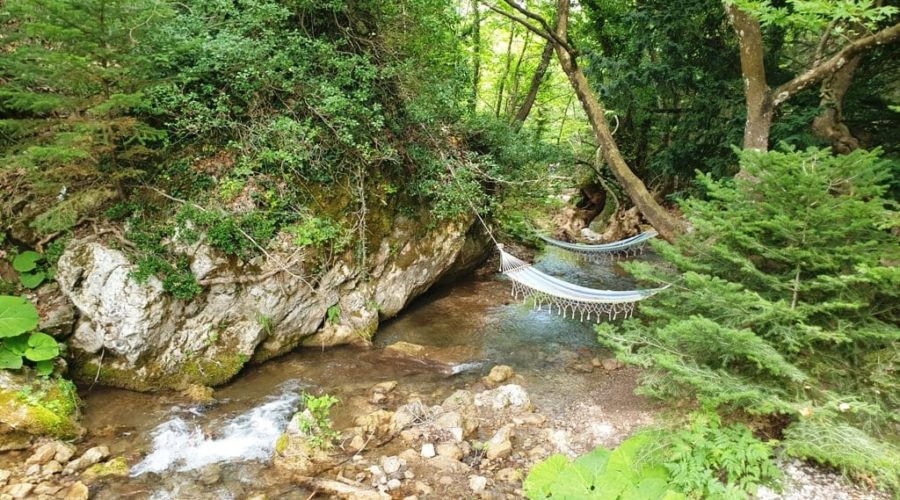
72, 248, 658, 498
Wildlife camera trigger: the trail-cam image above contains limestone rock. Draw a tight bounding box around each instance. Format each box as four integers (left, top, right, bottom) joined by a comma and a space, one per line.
486, 425, 514, 461
63, 446, 109, 474
435, 442, 463, 461
42, 460, 62, 475
380, 456, 404, 475
420, 443, 435, 458
469, 475, 488, 493
26, 443, 58, 465
61, 481, 89, 500
485, 365, 514, 384
6, 483, 32, 499
57, 217, 484, 391
356, 410, 395, 439
474, 385, 532, 413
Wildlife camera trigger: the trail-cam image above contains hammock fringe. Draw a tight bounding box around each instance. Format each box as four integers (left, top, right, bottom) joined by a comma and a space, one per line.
500, 249, 664, 323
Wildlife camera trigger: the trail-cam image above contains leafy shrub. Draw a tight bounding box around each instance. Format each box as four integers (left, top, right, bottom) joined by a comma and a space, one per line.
297, 392, 340, 450
288, 217, 349, 252
658, 413, 780, 499
524, 434, 685, 499
598, 147, 900, 489
0, 296, 60, 375
12, 251, 47, 289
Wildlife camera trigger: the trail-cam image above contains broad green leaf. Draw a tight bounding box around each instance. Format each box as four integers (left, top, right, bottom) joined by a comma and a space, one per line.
2, 334, 29, 355
574, 446, 611, 475
24, 332, 59, 361
621, 477, 670, 500
659, 490, 687, 500
19, 271, 46, 289
592, 471, 631, 499
550, 462, 596, 498
523, 454, 569, 499
0, 296, 40, 338
0, 348, 23, 369
12, 251, 42, 272
34, 359, 54, 376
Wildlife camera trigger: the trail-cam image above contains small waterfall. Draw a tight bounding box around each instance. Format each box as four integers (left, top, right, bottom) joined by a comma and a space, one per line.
132, 381, 304, 476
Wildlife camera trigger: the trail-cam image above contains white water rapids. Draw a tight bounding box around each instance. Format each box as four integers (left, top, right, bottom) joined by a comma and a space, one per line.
131, 381, 304, 476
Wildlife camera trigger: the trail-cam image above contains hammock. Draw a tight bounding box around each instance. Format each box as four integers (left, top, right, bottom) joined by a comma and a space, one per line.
499, 247, 667, 322
538, 231, 657, 263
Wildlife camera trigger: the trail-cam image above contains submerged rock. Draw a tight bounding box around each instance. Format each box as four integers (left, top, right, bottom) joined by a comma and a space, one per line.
485, 365, 515, 384
57, 217, 487, 391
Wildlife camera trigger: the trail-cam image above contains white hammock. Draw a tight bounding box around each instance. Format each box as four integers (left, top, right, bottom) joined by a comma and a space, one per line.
499, 248, 667, 322
538, 231, 657, 263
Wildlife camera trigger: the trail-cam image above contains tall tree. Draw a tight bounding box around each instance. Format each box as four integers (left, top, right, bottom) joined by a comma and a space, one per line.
484, 0, 685, 241
512, 40, 555, 129
727, 1, 900, 150
470, 0, 482, 113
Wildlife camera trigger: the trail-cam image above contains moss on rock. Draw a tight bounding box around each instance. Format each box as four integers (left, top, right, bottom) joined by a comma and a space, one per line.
72, 350, 247, 392
82, 456, 130, 480
0, 372, 83, 448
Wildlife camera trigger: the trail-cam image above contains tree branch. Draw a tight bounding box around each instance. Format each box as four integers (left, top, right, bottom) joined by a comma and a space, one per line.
772, 22, 900, 107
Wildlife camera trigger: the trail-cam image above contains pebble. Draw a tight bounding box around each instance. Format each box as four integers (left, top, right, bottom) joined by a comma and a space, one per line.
381, 456, 404, 475
415, 481, 433, 495
387, 478, 402, 491
600, 358, 623, 371
25, 444, 57, 465
469, 475, 488, 493
63, 446, 109, 474
486, 425, 514, 461
42, 460, 62, 475
33, 483, 63, 495
53, 443, 77, 464
420, 443, 436, 458
24, 464, 40, 477
62, 481, 89, 500
436, 442, 463, 461
373, 381, 398, 394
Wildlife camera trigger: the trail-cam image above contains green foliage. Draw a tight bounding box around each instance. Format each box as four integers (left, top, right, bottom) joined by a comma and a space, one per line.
12, 250, 46, 289
326, 305, 342, 325
524, 434, 685, 500
658, 413, 780, 499
298, 392, 340, 450
0, 0, 169, 232
289, 217, 349, 252
598, 147, 900, 488
0, 296, 59, 374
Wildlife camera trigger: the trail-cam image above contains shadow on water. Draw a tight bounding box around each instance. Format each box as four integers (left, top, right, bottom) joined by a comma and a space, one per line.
65, 247, 656, 498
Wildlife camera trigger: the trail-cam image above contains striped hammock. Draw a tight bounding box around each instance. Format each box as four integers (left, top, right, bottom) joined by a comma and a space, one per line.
499, 248, 666, 322
538, 231, 657, 262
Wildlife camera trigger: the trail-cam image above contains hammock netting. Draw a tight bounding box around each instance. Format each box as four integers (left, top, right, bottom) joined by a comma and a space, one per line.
538, 230, 657, 263
499, 248, 666, 322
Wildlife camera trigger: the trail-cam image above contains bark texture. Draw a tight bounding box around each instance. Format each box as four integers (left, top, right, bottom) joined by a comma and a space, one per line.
512, 40, 555, 129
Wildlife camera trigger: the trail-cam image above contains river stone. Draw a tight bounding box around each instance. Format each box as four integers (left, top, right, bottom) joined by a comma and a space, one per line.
33, 482, 63, 495
486, 425, 514, 461
53, 443, 77, 463
436, 442, 463, 461
420, 443, 436, 458
485, 365, 515, 384
6, 483, 33, 499
57, 216, 485, 391
356, 410, 395, 439
474, 385, 532, 412
26, 443, 58, 465
61, 481, 89, 500
63, 445, 109, 474
42, 460, 62, 475
380, 456, 404, 475
0, 470, 10, 485
469, 475, 488, 493
600, 358, 624, 371
0, 372, 83, 448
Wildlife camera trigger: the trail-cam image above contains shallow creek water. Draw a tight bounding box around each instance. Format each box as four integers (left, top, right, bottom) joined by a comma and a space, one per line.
72, 248, 656, 498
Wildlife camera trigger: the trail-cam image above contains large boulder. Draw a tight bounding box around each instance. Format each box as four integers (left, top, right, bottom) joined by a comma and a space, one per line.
57, 216, 488, 391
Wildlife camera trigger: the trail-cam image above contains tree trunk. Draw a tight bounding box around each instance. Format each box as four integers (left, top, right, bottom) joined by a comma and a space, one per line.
470, 0, 481, 113
812, 54, 862, 154
553, 0, 684, 242
495, 23, 516, 118
512, 40, 554, 130
728, 5, 772, 150
507, 31, 532, 116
